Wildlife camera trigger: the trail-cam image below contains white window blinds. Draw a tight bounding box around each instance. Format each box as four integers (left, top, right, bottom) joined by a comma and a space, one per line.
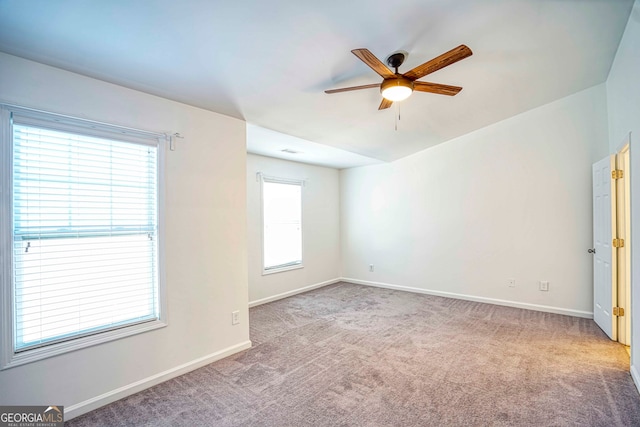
262, 177, 303, 272
11, 118, 160, 352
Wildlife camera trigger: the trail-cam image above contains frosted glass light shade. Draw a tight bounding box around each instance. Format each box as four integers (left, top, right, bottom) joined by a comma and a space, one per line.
380, 78, 414, 101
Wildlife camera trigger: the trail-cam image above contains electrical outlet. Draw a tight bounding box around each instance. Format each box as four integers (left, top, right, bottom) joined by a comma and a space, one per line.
507, 278, 516, 287
539, 281, 549, 292
232, 311, 240, 325
369, 264, 374, 272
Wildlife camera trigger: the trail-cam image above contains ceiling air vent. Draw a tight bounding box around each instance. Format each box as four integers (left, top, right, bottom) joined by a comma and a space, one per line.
281, 148, 301, 154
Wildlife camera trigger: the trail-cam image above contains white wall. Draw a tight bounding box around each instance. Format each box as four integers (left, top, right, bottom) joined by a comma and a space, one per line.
247, 154, 341, 304
606, 0, 640, 389
341, 84, 608, 316
0, 53, 250, 417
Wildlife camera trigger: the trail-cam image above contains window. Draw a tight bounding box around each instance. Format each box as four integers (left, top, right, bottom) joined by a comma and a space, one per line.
0, 105, 166, 369
261, 175, 303, 273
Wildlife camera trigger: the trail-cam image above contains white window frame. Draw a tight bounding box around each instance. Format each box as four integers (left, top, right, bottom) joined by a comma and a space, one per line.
0, 104, 167, 370
259, 174, 304, 275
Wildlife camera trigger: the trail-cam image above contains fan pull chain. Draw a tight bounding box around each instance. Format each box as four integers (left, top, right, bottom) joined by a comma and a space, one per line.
394, 103, 401, 131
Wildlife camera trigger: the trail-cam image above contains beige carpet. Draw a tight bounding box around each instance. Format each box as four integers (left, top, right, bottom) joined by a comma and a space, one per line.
67, 282, 640, 426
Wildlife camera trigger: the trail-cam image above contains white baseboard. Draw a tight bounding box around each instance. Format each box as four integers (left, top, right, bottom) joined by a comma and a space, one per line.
65, 340, 252, 420
342, 278, 594, 319
248, 278, 341, 307
631, 364, 640, 394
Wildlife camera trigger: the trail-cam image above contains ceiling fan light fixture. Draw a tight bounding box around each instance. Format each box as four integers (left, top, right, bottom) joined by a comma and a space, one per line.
380, 78, 414, 102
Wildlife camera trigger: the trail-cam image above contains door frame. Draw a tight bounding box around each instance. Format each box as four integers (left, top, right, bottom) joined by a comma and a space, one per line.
616, 139, 631, 346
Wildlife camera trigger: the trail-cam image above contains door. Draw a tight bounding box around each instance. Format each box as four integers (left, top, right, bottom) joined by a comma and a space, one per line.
592, 155, 616, 340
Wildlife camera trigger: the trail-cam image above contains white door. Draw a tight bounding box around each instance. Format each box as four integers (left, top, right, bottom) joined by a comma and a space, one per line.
592, 155, 616, 340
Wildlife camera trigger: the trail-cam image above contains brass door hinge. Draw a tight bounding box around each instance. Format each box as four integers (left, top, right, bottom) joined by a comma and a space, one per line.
613, 307, 625, 317
613, 238, 625, 248
612, 169, 624, 179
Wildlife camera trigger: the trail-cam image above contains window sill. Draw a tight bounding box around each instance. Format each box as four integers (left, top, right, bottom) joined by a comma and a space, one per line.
1, 319, 167, 370
262, 264, 304, 276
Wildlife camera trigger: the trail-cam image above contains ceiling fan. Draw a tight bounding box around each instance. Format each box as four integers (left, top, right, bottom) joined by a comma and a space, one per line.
325, 44, 472, 110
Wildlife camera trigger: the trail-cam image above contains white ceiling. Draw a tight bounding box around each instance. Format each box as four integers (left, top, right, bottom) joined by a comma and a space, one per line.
247, 124, 381, 169
0, 0, 633, 167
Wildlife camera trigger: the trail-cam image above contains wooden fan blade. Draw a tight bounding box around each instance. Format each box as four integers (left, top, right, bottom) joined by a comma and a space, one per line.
325, 83, 381, 94
403, 45, 472, 81
413, 81, 463, 96
379, 98, 393, 110
351, 49, 396, 79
